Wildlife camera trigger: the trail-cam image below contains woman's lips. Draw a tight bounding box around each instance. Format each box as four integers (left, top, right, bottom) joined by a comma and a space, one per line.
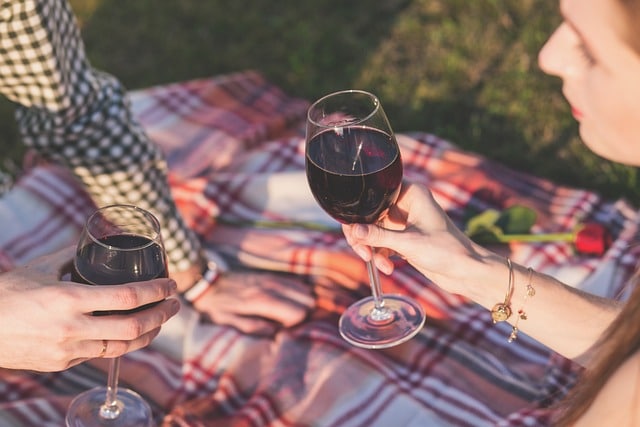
571, 106, 584, 120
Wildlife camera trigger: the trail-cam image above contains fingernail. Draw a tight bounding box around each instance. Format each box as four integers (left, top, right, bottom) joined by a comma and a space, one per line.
355, 245, 370, 261
168, 279, 178, 292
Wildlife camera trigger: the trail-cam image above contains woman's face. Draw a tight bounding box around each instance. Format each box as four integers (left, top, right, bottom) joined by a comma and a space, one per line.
538, 0, 640, 166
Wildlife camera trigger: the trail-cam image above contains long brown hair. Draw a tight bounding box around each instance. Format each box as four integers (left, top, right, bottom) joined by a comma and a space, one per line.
552, 275, 640, 425
552, 1, 640, 424
620, 0, 640, 53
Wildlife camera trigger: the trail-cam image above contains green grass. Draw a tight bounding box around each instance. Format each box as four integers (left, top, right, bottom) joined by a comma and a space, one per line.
0, 0, 637, 202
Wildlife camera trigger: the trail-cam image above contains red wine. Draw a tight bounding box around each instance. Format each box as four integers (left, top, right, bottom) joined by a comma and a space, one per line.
74, 234, 167, 285
73, 234, 167, 314
306, 126, 402, 224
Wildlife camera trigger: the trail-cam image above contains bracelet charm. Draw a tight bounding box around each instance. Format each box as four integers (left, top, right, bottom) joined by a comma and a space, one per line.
491, 302, 512, 323
491, 258, 514, 323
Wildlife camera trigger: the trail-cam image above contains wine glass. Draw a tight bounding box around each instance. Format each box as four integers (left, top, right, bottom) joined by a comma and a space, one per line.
305, 89, 426, 349
66, 204, 168, 427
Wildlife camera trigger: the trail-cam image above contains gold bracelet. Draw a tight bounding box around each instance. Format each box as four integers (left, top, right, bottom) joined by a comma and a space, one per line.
508, 267, 536, 342
491, 258, 514, 323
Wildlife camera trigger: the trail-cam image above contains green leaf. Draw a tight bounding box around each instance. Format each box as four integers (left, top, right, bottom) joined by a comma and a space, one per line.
496, 205, 537, 234
468, 225, 504, 243
465, 208, 502, 241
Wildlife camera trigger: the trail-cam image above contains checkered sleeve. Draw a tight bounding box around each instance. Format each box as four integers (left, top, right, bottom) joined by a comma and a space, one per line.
0, 0, 202, 272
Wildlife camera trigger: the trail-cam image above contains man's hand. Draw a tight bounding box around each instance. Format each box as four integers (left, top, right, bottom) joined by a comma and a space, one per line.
0, 247, 180, 372
192, 271, 315, 336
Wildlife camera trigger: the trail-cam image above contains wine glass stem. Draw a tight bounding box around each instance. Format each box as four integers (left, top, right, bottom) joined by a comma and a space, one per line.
365, 247, 392, 322
100, 357, 122, 420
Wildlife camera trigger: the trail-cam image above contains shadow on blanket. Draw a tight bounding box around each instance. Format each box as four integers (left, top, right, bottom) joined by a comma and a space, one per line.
1, 70, 639, 427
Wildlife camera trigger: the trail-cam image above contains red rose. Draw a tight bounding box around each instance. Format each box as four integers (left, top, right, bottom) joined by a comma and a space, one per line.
573, 222, 612, 256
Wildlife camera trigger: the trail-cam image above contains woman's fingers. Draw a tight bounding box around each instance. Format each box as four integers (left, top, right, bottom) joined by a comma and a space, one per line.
372, 252, 396, 275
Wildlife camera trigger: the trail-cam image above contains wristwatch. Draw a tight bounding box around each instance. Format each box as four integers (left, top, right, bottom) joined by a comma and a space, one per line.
182, 251, 228, 304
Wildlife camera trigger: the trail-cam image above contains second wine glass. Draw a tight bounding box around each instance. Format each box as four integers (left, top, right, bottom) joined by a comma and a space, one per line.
305, 90, 425, 349
66, 204, 167, 427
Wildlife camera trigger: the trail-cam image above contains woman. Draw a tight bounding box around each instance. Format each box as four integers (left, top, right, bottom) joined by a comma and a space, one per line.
343, 0, 640, 424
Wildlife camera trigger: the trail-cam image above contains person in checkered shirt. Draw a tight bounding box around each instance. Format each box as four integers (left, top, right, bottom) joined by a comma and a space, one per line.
0, 0, 314, 371
0, 0, 203, 282
0, 0, 195, 371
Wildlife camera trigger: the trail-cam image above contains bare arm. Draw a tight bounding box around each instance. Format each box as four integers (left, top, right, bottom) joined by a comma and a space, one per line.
461, 252, 620, 360
342, 182, 620, 360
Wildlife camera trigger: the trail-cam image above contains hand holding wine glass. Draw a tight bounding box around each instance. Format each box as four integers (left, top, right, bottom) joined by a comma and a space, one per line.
0, 248, 177, 372
66, 204, 169, 427
305, 90, 425, 349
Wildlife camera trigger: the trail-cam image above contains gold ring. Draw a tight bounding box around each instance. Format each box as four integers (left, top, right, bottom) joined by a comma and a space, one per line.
98, 339, 108, 358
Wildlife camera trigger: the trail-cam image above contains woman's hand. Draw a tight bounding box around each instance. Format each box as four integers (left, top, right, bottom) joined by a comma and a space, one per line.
0, 247, 180, 372
192, 271, 315, 336
342, 182, 495, 297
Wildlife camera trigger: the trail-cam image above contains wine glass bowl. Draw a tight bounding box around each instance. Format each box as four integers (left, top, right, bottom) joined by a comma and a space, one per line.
73, 205, 167, 288
305, 90, 425, 349
66, 204, 166, 427
305, 124, 402, 224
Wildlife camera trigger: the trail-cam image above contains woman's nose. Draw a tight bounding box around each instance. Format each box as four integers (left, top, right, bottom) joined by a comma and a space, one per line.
538, 23, 571, 78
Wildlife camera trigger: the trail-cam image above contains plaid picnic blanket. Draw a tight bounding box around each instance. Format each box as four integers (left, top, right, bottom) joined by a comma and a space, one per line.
1, 70, 639, 427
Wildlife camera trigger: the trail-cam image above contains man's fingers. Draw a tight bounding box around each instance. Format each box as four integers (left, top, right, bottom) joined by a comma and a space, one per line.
62, 326, 165, 370
88, 297, 180, 340
73, 278, 177, 312
68, 297, 179, 344
206, 311, 279, 336
99, 327, 163, 357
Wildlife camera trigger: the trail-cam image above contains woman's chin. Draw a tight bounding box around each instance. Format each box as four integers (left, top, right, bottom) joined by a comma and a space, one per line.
581, 134, 640, 166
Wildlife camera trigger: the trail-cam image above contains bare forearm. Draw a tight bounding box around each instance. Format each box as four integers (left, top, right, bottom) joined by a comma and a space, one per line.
466, 254, 620, 361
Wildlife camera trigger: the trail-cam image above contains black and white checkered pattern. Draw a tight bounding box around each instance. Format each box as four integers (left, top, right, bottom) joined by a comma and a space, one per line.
0, 0, 201, 271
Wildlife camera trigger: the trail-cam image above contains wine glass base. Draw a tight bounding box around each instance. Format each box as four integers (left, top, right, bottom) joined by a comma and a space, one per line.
66, 386, 153, 427
339, 294, 426, 349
